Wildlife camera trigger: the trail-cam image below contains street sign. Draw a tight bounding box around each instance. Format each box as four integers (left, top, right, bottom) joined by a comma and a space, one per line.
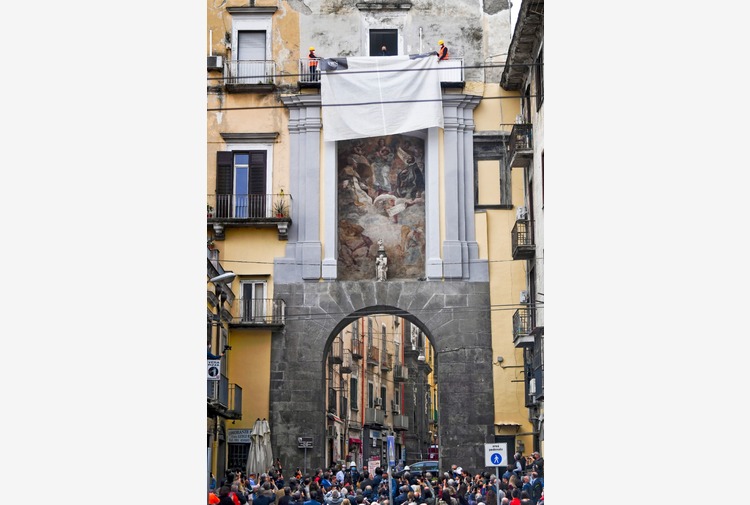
484, 442, 508, 467
298, 436, 314, 449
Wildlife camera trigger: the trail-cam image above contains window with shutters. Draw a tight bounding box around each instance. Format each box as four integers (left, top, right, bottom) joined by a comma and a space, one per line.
215, 149, 270, 218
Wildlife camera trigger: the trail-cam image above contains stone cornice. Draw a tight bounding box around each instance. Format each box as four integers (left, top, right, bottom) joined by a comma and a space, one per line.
220, 132, 279, 143
227, 6, 278, 15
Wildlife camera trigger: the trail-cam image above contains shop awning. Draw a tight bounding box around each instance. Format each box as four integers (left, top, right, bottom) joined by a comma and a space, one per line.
349, 437, 362, 444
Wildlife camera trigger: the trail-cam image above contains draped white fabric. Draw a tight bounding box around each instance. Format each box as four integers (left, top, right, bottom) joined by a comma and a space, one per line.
321, 56, 444, 141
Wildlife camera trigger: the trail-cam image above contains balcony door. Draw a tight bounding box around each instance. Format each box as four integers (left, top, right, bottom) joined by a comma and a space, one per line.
241, 280, 266, 322
238, 31, 266, 83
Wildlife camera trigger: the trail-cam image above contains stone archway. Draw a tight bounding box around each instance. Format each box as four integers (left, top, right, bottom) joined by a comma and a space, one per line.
270, 280, 494, 474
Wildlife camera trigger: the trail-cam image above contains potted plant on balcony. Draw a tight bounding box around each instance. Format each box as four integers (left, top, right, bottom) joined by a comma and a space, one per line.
273, 199, 288, 218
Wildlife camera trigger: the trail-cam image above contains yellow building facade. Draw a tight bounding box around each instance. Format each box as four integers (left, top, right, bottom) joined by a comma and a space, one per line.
207, 0, 541, 481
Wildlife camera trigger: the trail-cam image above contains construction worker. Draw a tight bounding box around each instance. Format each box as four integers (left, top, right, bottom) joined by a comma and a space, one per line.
437, 40, 449, 61
308, 46, 318, 79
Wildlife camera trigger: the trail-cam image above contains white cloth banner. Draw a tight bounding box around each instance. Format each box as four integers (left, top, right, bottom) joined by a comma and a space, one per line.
321, 56, 444, 141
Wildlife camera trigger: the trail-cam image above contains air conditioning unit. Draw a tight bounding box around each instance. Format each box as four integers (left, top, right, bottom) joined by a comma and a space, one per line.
391, 400, 399, 414
207, 55, 223, 70
516, 206, 528, 220
520, 290, 529, 304
374, 398, 383, 407
327, 425, 337, 439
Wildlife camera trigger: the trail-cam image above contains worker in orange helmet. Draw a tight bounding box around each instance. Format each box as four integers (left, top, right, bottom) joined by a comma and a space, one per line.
437, 40, 449, 61
308, 46, 318, 79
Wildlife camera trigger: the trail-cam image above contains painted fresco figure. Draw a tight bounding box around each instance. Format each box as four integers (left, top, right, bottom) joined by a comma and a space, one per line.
395, 156, 424, 199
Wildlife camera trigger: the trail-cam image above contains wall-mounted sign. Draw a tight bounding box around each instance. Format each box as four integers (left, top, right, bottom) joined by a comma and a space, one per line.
207, 359, 221, 380
228, 429, 252, 444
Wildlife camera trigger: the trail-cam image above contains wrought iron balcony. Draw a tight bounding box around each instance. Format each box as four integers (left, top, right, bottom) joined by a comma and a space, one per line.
228, 298, 286, 328
511, 219, 535, 260
329, 336, 344, 365
507, 123, 533, 168
207, 193, 292, 240
394, 364, 409, 382
208, 374, 243, 420
296, 57, 464, 86
392, 414, 409, 431
512, 308, 537, 348
365, 407, 385, 426
351, 335, 363, 360
341, 353, 353, 374
367, 345, 379, 366
380, 352, 393, 371
225, 60, 277, 92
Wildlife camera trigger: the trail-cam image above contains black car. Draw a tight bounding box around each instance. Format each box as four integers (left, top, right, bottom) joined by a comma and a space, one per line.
394, 460, 440, 478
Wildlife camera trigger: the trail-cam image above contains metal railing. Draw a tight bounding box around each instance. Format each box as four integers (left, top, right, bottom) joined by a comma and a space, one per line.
437, 58, 464, 83
511, 219, 535, 260
380, 351, 393, 370
208, 373, 229, 407
512, 308, 535, 339
228, 383, 242, 416
229, 298, 286, 325
208, 193, 292, 220
393, 414, 409, 431
225, 60, 277, 85
367, 345, 380, 365
351, 335, 363, 359
296, 57, 464, 83
298, 58, 321, 83
508, 123, 533, 158
365, 407, 385, 426
329, 336, 344, 364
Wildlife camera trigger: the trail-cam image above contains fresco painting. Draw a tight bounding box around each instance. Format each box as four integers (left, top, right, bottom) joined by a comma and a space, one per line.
337, 134, 426, 280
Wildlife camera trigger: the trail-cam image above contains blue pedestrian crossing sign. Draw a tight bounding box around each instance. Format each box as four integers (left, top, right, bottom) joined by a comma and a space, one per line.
484, 443, 508, 467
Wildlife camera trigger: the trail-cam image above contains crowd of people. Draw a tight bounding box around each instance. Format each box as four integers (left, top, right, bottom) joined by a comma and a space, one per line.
209, 452, 543, 505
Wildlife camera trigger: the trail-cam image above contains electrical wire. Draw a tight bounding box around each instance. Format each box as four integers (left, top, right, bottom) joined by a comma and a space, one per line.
206, 61, 544, 82
206, 93, 540, 112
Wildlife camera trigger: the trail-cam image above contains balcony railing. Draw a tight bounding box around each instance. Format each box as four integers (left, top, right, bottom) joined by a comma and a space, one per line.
298, 58, 321, 84
507, 123, 534, 168
351, 335, 363, 360
296, 57, 464, 85
367, 345, 380, 366
229, 298, 286, 326
380, 351, 393, 371
329, 336, 344, 365
225, 59, 277, 86
511, 219, 535, 260
365, 407, 385, 426
392, 414, 409, 431
208, 375, 243, 419
208, 193, 292, 221
512, 308, 536, 347
341, 353, 353, 374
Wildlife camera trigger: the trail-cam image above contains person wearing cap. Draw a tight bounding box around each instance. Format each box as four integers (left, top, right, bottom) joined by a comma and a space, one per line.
437, 40, 448, 61
308, 46, 318, 79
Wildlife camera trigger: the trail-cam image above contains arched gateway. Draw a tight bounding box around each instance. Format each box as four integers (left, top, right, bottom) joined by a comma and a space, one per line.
270, 279, 494, 474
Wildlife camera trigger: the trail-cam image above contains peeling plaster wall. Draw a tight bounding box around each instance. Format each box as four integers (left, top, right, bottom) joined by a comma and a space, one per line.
294, 0, 512, 83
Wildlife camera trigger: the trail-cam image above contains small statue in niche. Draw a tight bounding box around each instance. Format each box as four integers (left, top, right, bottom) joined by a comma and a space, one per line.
376, 239, 388, 281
